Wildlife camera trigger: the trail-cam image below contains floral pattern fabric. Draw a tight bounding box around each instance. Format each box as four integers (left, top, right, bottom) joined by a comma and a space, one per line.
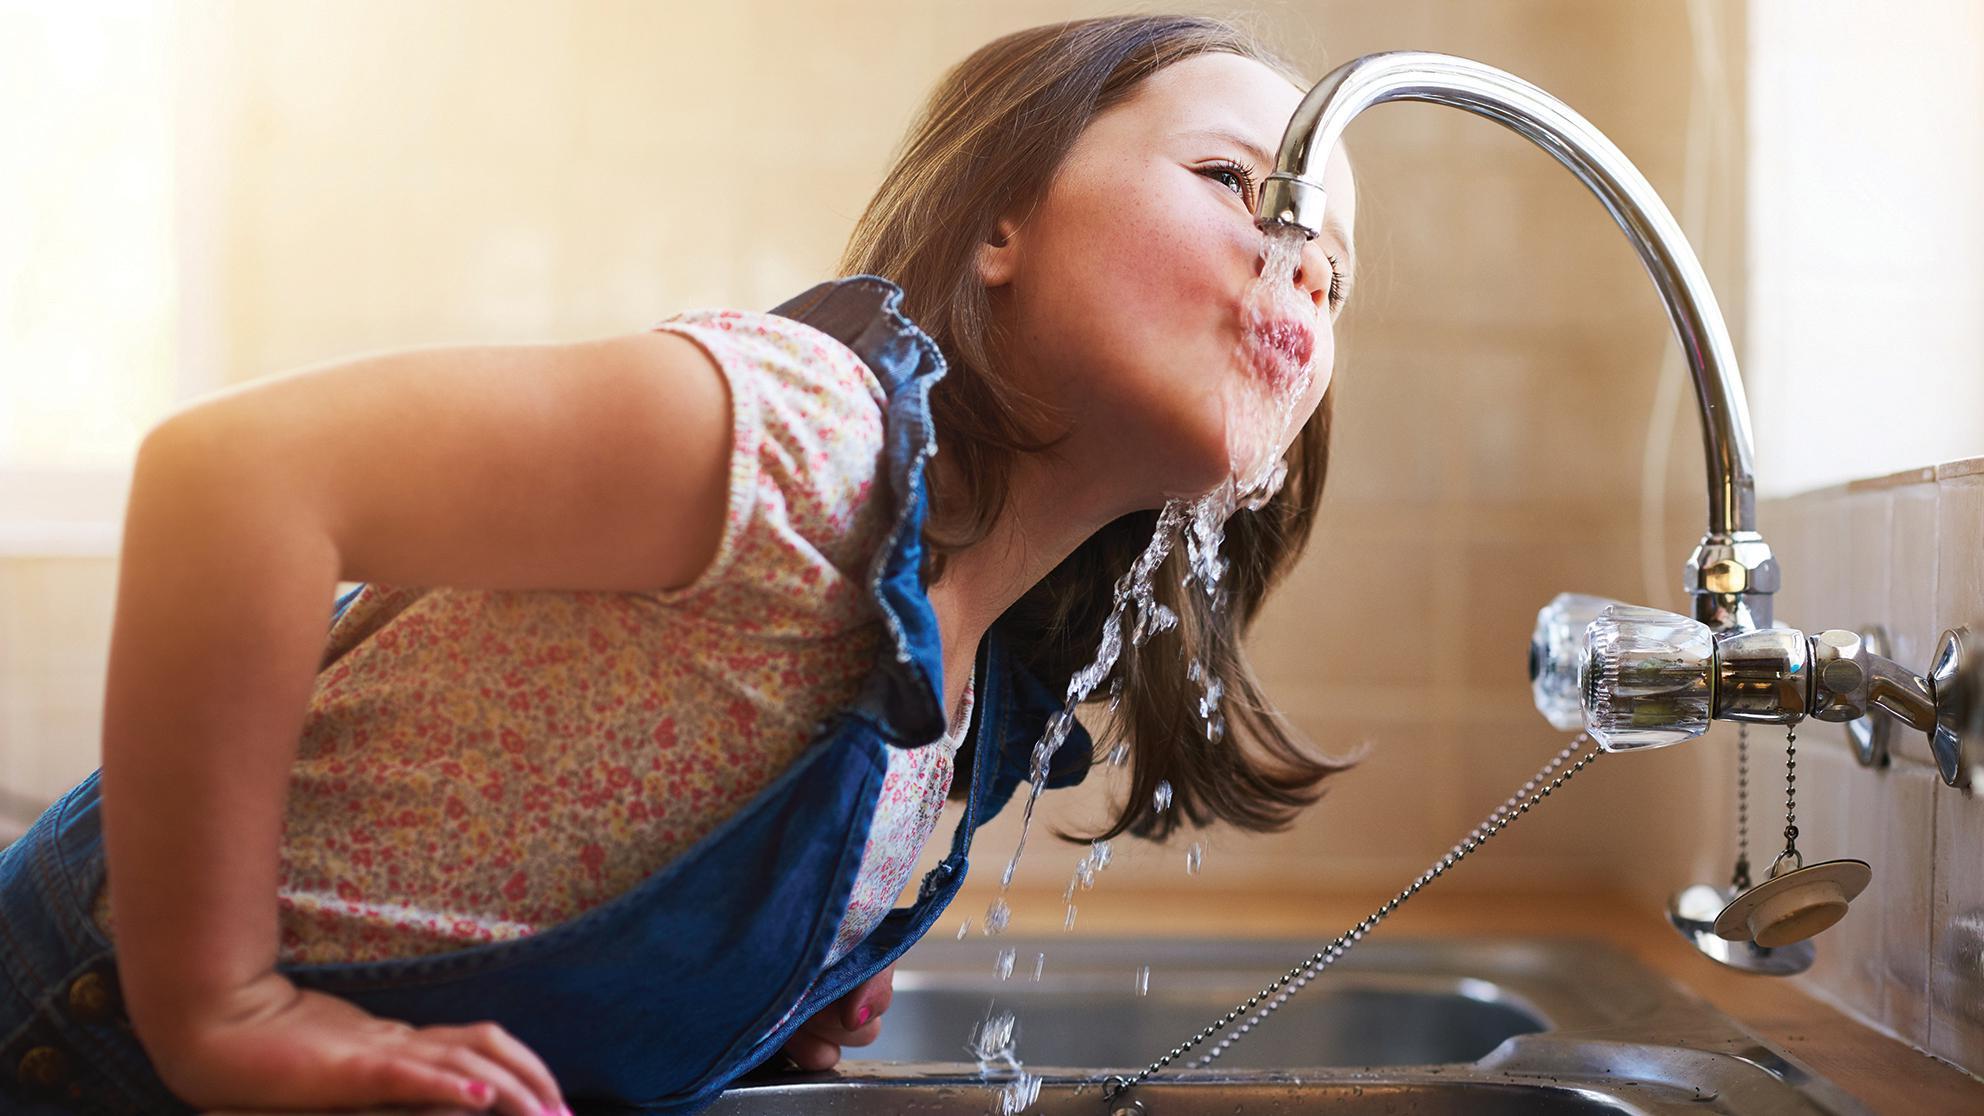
90, 308, 968, 967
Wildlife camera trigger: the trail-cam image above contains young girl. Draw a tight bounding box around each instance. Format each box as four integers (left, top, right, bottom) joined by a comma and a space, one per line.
0, 13, 1355, 1115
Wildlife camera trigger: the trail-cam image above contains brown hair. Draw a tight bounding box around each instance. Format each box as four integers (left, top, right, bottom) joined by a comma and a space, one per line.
837, 13, 1354, 842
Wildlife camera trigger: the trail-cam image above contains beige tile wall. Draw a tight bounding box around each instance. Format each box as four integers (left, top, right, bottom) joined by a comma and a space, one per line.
4, 0, 1746, 915
1759, 460, 1984, 1076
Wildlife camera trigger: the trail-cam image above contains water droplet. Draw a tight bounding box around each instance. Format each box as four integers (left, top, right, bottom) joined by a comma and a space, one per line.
955, 918, 972, 940
1064, 904, 1078, 931
1032, 952, 1046, 981
1135, 965, 1151, 996
1091, 839, 1113, 870
984, 896, 1011, 935
970, 1009, 1019, 1066
995, 947, 1015, 980
1186, 841, 1204, 875
1108, 742, 1130, 766
1153, 780, 1173, 814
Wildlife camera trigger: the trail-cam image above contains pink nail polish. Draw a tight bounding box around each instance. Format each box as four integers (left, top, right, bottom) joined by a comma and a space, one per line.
856, 1003, 872, 1027
465, 1080, 492, 1103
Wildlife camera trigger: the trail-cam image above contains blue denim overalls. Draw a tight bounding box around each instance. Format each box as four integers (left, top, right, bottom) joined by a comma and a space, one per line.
0, 275, 1094, 1113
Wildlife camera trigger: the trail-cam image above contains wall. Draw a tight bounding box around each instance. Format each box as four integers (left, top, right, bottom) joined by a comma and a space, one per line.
2, 0, 1741, 914
1744, 0, 1984, 494
1758, 461, 1984, 1076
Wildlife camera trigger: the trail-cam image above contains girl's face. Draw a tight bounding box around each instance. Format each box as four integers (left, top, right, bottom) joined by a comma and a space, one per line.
979, 52, 1357, 511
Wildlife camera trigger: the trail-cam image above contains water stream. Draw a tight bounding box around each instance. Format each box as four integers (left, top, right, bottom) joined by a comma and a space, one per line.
968, 227, 1320, 1111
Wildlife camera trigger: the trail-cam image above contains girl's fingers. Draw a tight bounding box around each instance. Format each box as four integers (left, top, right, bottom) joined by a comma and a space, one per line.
839, 1016, 883, 1047
795, 1011, 881, 1048
432, 1021, 566, 1113
420, 1042, 548, 1116
349, 1050, 491, 1110
780, 1029, 842, 1072
839, 966, 895, 1031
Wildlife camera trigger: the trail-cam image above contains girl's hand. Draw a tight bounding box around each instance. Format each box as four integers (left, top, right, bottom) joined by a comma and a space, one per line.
145, 971, 568, 1116
779, 964, 895, 1071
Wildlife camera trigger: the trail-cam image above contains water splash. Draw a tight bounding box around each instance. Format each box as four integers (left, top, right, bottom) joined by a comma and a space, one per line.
995, 948, 1016, 981
1152, 781, 1173, 815
970, 1010, 1041, 1115
1064, 839, 1113, 904
955, 918, 973, 941
975, 223, 1316, 1115
1186, 841, 1204, 876
983, 896, 1011, 936
1032, 952, 1046, 982
1135, 965, 1151, 996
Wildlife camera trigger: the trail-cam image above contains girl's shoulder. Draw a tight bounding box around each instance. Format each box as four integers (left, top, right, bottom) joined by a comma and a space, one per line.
645, 307, 893, 610
653, 307, 888, 421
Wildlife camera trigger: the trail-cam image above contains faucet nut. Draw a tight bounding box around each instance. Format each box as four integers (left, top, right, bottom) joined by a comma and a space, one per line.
1683, 535, 1781, 621
1820, 656, 1865, 695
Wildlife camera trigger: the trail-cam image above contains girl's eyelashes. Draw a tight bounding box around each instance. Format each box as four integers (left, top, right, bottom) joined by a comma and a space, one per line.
1199, 159, 1258, 207
1325, 253, 1347, 311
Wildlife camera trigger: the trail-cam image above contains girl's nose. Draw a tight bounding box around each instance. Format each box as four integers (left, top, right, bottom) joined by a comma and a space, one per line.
1253, 233, 1331, 311
1293, 239, 1333, 310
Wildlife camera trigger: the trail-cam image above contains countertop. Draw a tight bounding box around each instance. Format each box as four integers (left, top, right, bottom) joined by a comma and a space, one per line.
950, 881, 1983, 1116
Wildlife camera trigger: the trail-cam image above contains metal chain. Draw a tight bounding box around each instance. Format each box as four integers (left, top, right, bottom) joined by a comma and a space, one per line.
1781, 726, 1799, 858
1099, 734, 1605, 1104
1731, 725, 1752, 892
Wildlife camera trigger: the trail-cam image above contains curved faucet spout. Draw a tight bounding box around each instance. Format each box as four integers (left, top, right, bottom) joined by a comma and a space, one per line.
1260, 51, 1776, 631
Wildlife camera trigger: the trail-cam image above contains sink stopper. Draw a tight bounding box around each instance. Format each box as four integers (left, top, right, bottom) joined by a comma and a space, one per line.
1713, 726, 1871, 946
1714, 855, 1871, 947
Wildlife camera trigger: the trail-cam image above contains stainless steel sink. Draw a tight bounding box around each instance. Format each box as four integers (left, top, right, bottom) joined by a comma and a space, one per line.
701, 936, 1872, 1115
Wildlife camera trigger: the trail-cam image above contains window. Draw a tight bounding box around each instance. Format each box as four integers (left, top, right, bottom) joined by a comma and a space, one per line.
0, 0, 208, 554
1745, 0, 1984, 494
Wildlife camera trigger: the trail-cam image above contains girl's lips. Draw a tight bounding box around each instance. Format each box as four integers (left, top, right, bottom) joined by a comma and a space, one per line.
1245, 317, 1315, 387
1261, 318, 1314, 365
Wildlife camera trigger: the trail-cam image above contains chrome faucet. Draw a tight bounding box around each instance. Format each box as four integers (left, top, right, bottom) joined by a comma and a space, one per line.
1253, 51, 1777, 633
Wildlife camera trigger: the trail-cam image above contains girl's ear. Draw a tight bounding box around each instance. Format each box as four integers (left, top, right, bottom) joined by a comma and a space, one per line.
976, 217, 1022, 288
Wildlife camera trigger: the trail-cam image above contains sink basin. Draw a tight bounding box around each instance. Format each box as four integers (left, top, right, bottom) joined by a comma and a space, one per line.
857, 938, 1548, 1068
699, 936, 1872, 1115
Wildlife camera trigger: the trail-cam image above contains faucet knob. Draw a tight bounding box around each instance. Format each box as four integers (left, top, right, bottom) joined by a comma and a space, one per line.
1580, 604, 1716, 750
1529, 593, 1624, 731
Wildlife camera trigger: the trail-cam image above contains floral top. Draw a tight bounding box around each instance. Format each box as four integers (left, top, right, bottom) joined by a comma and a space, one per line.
91, 307, 971, 969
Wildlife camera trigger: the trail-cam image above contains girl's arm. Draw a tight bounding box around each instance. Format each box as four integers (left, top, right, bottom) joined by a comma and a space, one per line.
101, 328, 734, 1112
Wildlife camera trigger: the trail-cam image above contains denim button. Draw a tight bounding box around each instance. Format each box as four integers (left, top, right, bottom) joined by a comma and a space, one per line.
67, 970, 120, 1024
17, 1044, 70, 1089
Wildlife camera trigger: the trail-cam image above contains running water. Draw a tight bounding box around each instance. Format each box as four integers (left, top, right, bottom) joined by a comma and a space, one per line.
970, 1009, 1042, 1115
976, 226, 1318, 1112
994, 227, 1317, 893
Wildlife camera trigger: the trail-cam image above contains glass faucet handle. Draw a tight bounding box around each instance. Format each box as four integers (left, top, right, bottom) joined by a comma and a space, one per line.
1581, 604, 1717, 751
1530, 593, 1624, 731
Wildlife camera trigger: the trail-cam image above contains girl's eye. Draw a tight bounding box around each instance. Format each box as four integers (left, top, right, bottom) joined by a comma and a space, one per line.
1201, 159, 1257, 206
1326, 253, 1347, 311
